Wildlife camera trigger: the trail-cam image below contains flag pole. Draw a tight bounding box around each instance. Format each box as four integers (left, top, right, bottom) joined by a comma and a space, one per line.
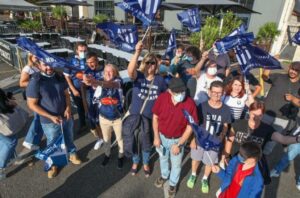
60, 121, 69, 164
141, 26, 151, 42
278, 42, 289, 55
205, 151, 214, 165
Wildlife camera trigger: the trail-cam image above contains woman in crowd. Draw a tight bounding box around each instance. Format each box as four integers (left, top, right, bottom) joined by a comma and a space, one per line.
0, 88, 18, 180
125, 41, 167, 177
90, 64, 124, 169
19, 53, 43, 153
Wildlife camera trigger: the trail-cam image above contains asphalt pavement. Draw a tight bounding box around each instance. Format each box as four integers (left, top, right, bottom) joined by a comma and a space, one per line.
0, 61, 299, 198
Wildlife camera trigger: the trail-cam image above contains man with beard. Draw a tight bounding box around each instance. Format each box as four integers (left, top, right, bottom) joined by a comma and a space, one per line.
262, 62, 300, 154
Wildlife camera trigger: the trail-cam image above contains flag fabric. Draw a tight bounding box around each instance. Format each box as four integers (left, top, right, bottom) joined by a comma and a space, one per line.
234, 44, 282, 74
17, 37, 80, 71
177, 8, 201, 32
215, 32, 255, 54
291, 30, 300, 45
97, 22, 138, 51
183, 110, 221, 152
228, 24, 246, 37
35, 134, 68, 171
165, 29, 176, 59
116, 0, 161, 26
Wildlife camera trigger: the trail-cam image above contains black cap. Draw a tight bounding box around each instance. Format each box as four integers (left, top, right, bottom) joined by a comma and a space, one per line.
168, 78, 187, 93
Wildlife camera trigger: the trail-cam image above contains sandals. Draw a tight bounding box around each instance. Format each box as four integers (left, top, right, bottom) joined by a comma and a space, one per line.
131, 164, 138, 176
143, 165, 151, 178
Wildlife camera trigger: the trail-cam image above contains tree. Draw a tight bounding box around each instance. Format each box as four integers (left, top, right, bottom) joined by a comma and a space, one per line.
93, 14, 109, 24
189, 11, 242, 50
51, 6, 67, 33
256, 22, 280, 51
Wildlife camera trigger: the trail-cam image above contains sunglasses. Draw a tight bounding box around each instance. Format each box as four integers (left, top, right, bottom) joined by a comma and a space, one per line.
145, 61, 156, 65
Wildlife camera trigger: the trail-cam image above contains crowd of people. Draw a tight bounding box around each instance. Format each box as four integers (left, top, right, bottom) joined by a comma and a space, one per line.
0, 39, 300, 198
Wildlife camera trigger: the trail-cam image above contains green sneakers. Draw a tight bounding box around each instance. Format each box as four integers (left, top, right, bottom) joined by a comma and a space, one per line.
187, 175, 197, 189
201, 179, 209, 193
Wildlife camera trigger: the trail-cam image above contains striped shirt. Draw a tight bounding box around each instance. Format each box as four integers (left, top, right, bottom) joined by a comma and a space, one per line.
223, 94, 248, 120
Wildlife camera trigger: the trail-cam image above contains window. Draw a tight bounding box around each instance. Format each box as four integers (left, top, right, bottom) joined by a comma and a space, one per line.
94, 0, 114, 18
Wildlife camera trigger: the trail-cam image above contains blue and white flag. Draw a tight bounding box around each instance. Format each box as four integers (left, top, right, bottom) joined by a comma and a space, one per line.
97, 22, 138, 51
291, 30, 300, 45
116, 0, 161, 26
235, 44, 282, 74
17, 37, 80, 71
183, 110, 221, 152
177, 8, 201, 32
228, 24, 246, 37
35, 134, 68, 171
165, 29, 176, 60
215, 32, 254, 54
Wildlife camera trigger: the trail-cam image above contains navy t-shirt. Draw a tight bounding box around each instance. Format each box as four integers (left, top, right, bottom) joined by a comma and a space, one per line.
26, 73, 68, 123
98, 77, 123, 120
63, 56, 87, 90
84, 67, 104, 98
129, 71, 167, 119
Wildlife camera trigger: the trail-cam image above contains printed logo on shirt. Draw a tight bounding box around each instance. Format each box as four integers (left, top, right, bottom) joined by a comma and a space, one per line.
205, 114, 223, 135
235, 131, 264, 145
138, 82, 159, 100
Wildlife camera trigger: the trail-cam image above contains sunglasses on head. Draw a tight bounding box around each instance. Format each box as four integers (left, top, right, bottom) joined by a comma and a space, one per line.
145, 61, 156, 65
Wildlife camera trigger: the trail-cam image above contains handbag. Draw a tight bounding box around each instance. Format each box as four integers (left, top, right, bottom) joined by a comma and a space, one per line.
0, 106, 29, 136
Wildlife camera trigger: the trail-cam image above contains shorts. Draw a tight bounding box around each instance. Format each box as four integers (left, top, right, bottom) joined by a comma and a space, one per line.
191, 146, 219, 165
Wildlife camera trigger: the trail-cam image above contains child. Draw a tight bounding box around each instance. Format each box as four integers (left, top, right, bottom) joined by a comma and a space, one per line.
212, 142, 264, 198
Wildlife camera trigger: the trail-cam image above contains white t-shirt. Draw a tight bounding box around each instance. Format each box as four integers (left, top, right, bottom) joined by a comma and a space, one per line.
22, 65, 40, 75
223, 94, 248, 120
194, 73, 222, 105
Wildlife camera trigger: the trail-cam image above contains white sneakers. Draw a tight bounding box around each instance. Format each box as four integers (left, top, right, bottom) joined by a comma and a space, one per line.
93, 139, 104, 150
296, 184, 300, 191
270, 169, 280, 177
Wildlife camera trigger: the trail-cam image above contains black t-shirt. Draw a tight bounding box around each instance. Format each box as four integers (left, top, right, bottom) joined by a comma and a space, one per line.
231, 119, 275, 154
198, 101, 232, 136
264, 73, 300, 119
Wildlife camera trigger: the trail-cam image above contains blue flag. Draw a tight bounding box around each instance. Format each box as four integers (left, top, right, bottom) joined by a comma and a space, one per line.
165, 29, 176, 60
291, 30, 300, 45
116, 0, 161, 26
17, 37, 80, 71
215, 32, 255, 54
35, 134, 68, 171
235, 44, 282, 74
228, 24, 246, 37
97, 22, 138, 52
183, 110, 221, 152
177, 8, 201, 32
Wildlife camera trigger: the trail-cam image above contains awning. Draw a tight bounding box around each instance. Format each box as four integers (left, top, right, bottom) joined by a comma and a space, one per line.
0, 0, 40, 11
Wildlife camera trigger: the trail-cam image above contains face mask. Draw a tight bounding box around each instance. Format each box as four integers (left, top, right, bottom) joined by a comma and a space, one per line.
183, 55, 193, 62
41, 72, 55, 78
173, 92, 186, 103
79, 52, 87, 60
207, 67, 217, 76
238, 154, 245, 163
159, 64, 168, 73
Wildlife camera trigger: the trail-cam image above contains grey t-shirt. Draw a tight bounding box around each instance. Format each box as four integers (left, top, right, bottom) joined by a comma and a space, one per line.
198, 101, 232, 136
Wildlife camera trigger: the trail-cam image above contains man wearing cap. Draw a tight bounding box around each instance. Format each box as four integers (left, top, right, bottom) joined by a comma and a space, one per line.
262, 62, 300, 154
152, 78, 198, 197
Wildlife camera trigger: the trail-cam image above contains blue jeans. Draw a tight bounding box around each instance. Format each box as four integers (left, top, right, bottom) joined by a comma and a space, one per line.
41, 118, 76, 154
0, 134, 17, 168
24, 113, 44, 147
132, 151, 150, 165
274, 143, 300, 185
157, 133, 184, 187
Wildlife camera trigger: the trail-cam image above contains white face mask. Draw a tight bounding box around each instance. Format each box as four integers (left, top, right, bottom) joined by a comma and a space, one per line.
207, 67, 217, 76
176, 53, 182, 57
173, 92, 186, 103
79, 52, 87, 60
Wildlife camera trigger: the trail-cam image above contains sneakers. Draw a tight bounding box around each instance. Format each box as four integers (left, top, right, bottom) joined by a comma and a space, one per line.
93, 139, 104, 150
201, 179, 209, 193
270, 169, 280, 177
69, 154, 82, 165
0, 168, 6, 181
14, 147, 38, 165
296, 184, 300, 191
187, 175, 196, 189
22, 142, 40, 150
101, 155, 110, 167
117, 157, 123, 169
47, 166, 58, 179
168, 185, 176, 198
154, 177, 167, 188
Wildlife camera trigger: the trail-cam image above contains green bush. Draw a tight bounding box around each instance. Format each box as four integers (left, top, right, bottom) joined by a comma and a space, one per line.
189, 11, 242, 50
19, 20, 42, 32
52, 6, 67, 20
256, 22, 280, 42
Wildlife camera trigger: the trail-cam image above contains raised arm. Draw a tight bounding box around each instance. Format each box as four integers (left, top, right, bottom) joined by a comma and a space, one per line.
194, 50, 209, 77
128, 41, 143, 80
